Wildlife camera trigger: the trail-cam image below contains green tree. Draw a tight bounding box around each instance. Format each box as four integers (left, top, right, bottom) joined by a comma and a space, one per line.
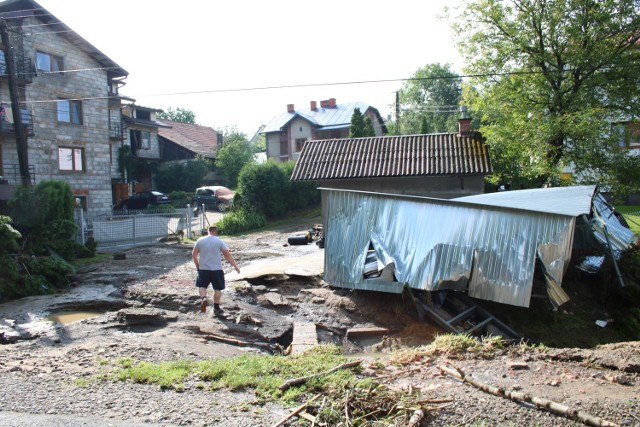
398, 63, 462, 135
158, 107, 197, 124
216, 130, 254, 188
349, 108, 375, 138
237, 161, 289, 218
453, 0, 640, 192
155, 156, 211, 192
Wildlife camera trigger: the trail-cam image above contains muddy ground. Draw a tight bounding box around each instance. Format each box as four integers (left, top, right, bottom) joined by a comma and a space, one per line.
0, 216, 639, 426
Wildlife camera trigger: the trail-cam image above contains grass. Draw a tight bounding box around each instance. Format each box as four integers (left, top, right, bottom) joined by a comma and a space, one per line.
614, 205, 640, 234
71, 252, 111, 267
113, 345, 353, 401
103, 344, 431, 425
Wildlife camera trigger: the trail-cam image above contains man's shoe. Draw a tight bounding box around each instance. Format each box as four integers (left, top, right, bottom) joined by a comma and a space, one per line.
213, 305, 224, 316
200, 298, 207, 313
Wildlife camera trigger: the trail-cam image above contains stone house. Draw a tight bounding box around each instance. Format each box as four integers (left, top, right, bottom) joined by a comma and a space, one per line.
261, 98, 387, 162
0, 0, 129, 215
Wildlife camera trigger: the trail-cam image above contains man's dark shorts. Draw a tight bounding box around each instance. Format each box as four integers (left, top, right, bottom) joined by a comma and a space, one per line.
196, 269, 225, 290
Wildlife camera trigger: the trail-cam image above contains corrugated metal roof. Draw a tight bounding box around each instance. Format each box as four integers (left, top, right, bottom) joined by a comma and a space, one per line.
454, 185, 597, 217
262, 102, 376, 133
291, 133, 492, 180
158, 120, 220, 159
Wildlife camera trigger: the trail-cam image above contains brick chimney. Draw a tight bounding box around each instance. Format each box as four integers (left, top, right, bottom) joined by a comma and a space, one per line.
310, 101, 317, 111
458, 106, 472, 137
287, 104, 295, 113
319, 98, 337, 108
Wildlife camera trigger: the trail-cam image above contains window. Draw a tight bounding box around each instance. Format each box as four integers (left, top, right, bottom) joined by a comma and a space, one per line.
295, 138, 306, 152
58, 147, 84, 172
131, 130, 151, 151
279, 140, 288, 156
57, 99, 83, 124
36, 51, 63, 72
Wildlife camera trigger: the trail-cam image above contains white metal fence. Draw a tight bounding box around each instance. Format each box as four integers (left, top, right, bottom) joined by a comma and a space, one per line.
74, 207, 194, 250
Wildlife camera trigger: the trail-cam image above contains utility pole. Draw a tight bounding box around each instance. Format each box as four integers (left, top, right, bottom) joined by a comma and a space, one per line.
0, 19, 30, 186
395, 91, 400, 135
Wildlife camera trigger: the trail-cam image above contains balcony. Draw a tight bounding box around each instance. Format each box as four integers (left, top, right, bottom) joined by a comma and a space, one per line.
0, 106, 34, 136
0, 164, 36, 200
0, 52, 35, 84
109, 121, 123, 139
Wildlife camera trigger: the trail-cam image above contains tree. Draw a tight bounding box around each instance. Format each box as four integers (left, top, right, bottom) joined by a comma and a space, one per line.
398, 63, 462, 135
154, 156, 210, 193
158, 107, 197, 124
453, 0, 640, 192
349, 108, 375, 137
215, 130, 254, 188
237, 161, 289, 218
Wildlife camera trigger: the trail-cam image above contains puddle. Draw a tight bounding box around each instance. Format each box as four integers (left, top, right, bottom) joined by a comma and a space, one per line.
47, 311, 102, 325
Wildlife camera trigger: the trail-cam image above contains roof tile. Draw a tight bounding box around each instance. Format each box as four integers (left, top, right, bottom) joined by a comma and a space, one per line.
291, 133, 492, 181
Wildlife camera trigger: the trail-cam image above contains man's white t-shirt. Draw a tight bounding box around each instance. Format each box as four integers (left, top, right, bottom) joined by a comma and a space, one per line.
195, 235, 228, 271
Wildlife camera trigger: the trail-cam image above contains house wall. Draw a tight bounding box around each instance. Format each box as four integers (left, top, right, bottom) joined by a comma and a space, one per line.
364, 108, 385, 136
0, 17, 115, 215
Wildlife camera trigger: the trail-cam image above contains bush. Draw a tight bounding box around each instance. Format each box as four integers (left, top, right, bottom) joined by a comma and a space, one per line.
23, 256, 74, 291
278, 161, 320, 211
216, 207, 267, 235
168, 191, 192, 208
9, 181, 77, 257
237, 161, 289, 218
155, 158, 210, 193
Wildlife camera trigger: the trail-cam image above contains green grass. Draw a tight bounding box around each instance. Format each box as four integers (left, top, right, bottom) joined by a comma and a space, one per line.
71, 252, 111, 267
614, 205, 640, 234
113, 345, 352, 401
105, 344, 427, 425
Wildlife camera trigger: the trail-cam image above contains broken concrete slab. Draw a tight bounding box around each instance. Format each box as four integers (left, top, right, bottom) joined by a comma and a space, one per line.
229, 251, 324, 281
292, 321, 318, 354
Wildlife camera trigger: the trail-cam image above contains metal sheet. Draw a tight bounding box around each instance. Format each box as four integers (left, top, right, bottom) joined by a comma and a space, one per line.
323, 189, 577, 307
454, 185, 596, 217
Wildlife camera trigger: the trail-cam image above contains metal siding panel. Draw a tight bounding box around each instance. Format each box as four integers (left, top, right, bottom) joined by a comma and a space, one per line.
323, 188, 581, 307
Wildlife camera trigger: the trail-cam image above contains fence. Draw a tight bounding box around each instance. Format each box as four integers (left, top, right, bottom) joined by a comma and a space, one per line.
74, 207, 195, 250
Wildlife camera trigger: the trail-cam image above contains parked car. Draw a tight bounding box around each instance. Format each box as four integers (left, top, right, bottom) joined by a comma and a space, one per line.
192, 186, 235, 212
116, 191, 171, 211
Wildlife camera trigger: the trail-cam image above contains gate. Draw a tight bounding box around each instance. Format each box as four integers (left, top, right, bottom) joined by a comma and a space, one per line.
74, 207, 194, 250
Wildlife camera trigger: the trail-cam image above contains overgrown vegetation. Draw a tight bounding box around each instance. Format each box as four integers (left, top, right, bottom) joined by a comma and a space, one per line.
215, 160, 320, 235
1, 180, 96, 301
154, 157, 211, 193
216, 208, 267, 235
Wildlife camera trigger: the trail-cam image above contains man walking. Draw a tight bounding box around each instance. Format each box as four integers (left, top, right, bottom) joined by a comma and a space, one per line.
192, 225, 240, 316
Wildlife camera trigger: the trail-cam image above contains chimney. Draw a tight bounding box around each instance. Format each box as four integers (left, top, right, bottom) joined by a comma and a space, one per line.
310, 101, 317, 111
320, 99, 329, 108
458, 106, 472, 137
287, 104, 295, 113
328, 98, 336, 108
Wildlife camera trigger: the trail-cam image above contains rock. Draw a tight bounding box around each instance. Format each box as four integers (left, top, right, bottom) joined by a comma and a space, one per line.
115, 308, 174, 326
507, 362, 529, 370
257, 292, 289, 307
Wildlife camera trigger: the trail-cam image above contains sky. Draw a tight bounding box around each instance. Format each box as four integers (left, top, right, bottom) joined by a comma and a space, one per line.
36, 0, 465, 139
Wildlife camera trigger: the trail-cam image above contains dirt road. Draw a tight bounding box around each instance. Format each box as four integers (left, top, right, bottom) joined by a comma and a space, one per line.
0, 217, 639, 426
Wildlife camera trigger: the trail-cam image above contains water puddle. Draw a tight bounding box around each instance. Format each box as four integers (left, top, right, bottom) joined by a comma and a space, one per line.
47, 311, 102, 324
